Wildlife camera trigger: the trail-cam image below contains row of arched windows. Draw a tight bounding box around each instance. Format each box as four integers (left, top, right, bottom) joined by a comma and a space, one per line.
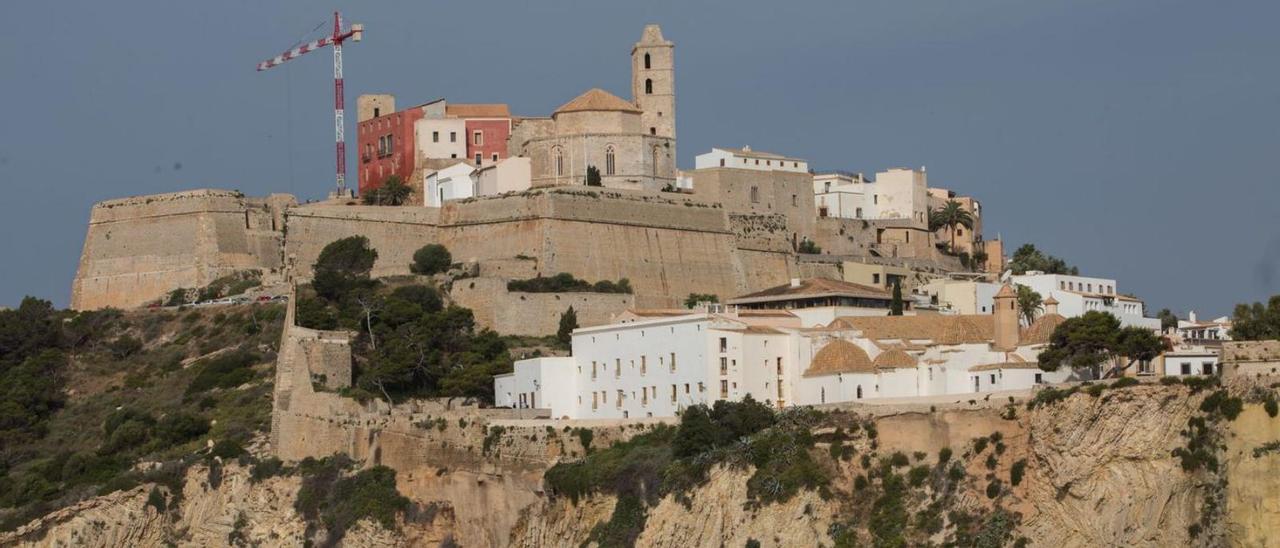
549, 144, 664, 178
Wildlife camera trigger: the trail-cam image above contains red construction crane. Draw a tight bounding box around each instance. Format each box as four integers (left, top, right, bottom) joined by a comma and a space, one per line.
257, 11, 363, 196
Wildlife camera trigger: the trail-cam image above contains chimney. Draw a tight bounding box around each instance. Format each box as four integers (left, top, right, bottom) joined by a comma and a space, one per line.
992, 284, 1019, 351
1188, 310, 1197, 323
1043, 296, 1059, 315
743, 145, 752, 152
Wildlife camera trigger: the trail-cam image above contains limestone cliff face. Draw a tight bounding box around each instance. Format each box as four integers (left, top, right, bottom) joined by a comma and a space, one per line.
0, 463, 447, 548
1017, 385, 1202, 547
8, 386, 1280, 547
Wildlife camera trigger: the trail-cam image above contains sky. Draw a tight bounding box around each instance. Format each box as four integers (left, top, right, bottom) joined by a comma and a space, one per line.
0, 0, 1277, 318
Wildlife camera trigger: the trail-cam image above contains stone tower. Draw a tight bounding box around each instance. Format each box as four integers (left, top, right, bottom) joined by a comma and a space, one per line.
993, 284, 1019, 351
632, 25, 675, 140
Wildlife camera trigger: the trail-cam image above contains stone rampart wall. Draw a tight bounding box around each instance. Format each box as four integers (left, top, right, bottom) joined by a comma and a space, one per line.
449, 277, 634, 336
71, 189, 290, 310
283, 205, 440, 281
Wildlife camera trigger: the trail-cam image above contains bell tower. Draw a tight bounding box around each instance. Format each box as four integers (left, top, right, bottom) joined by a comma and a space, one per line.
632, 25, 675, 140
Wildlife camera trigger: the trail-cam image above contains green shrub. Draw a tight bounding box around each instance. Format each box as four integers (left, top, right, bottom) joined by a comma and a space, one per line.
507, 273, 632, 294
146, 486, 166, 513
209, 439, 244, 459
986, 479, 1003, 498
1111, 376, 1140, 389
185, 349, 259, 396
295, 460, 409, 545
1010, 459, 1027, 486
907, 465, 931, 487
410, 244, 452, 275
154, 412, 210, 446
937, 447, 953, 465
973, 437, 989, 454
867, 472, 908, 546
1266, 397, 1279, 418
1201, 390, 1244, 421
1026, 386, 1079, 409
889, 452, 909, 468
251, 457, 286, 482
109, 336, 144, 359
1160, 376, 1183, 386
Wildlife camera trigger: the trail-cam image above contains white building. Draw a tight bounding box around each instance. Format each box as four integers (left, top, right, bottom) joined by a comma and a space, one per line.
813, 167, 929, 226
495, 284, 1086, 419
1174, 311, 1232, 344
1009, 272, 1159, 330
695, 146, 809, 173
415, 117, 467, 161
424, 158, 532, 207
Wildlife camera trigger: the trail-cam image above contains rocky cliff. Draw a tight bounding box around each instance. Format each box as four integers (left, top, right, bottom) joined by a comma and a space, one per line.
6, 381, 1279, 547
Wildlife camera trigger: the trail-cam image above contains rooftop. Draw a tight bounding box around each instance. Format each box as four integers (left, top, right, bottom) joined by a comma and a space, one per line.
826, 315, 996, 346
728, 278, 890, 305
446, 103, 511, 118
554, 88, 641, 115
714, 146, 804, 162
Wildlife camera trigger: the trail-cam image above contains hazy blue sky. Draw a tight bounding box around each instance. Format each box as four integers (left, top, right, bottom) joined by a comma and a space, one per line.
1, 0, 1276, 317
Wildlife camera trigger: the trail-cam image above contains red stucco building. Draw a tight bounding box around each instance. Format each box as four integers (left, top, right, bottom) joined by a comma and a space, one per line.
356, 97, 511, 196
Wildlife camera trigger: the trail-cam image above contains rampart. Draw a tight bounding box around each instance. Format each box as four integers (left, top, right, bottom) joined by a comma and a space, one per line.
449, 277, 634, 336
71, 190, 293, 310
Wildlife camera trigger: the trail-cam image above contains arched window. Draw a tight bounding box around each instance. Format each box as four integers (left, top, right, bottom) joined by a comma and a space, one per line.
605, 146, 616, 176
644, 53, 651, 69
645, 78, 653, 94
553, 147, 564, 177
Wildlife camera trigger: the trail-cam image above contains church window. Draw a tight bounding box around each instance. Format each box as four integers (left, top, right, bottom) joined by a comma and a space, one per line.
750, 186, 760, 204
652, 146, 660, 175
605, 146, 616, 175
554, 148, 564, 176
645, 78, 653, 94
644, 53, 651, 69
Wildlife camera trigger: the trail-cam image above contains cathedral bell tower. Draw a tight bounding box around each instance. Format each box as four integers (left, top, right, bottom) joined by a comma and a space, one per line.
632, 25, 675, 140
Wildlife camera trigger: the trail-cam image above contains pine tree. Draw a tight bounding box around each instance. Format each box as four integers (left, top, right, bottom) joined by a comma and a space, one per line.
890, 280, 904, 316
557, 306, 578, 346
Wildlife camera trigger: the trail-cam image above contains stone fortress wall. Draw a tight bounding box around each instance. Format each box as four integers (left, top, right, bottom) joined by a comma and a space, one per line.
72, 183, 952, 315
70, 189, 294, 310
449, 277, 635, 336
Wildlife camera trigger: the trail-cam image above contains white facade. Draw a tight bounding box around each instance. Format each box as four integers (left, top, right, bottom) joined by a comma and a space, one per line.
695, 146, 809, 173
424, 163, 479, 207
1161, 348, 1220, 376
919, 280, 1002, 315
812, 168, 928, 226
415, 118, 466, 161
495, 304, 1085, 419
475, 157, 532, 196
1010, 272, 1159, 329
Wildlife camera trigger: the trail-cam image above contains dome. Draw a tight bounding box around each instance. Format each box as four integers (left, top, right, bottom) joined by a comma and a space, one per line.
873, 348, 917, 369
804, 340, 875, 377
553, 88, 642, 115
1020, 313, 1066, 345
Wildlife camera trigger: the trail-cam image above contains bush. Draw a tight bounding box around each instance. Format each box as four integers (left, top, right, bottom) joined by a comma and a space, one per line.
154, 412, 210, 446
986, 479, 1003, 498
889, 452, 909, 468
410, 244, 452, 275
1111, 376, 1140, 389
907, 465, 931, 487
1201, 390, 1244, 421
1266, 397, 1279, 418
295, 460, 410, 545
146, 486, 166, 513
507, 273, 632, 294
209, 439, 245, 459
973, 437, 989, 454
109, 336, 144, 359
937, 447, 953, 464
1010, 459, 1027, 486
186, 349, 259, 396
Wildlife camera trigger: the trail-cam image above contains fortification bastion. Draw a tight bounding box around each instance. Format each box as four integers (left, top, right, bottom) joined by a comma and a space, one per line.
71, 189, 293, 310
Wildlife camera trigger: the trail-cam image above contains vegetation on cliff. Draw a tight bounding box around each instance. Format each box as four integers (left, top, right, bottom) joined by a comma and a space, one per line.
507, 272, 633, 294
1230, 294, 1280, 340
0, 298, 285, 531
297, 237, 514, 403
1007, 243, 1078, 275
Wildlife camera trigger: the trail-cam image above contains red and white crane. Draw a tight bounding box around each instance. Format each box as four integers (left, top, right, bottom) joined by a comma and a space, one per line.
257, 11, 363, 195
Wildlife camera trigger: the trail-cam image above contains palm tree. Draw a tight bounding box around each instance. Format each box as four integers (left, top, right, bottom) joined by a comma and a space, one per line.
1015, 285, 1043, 326
378, 175, 412, 206
929, 200, 974, 253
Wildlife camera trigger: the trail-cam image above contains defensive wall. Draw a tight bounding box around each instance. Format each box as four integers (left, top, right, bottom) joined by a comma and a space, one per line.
71, 190, 293, 310
74, 185, 964, 313
448, 277, 634, 336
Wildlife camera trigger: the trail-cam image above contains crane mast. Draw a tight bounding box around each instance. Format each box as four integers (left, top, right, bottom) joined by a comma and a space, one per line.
257, 11, 363, 196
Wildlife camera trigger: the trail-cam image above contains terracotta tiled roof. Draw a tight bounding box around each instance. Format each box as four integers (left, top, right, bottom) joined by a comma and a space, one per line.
1043, 296, 1059, 305
446, 103, 510, 118
715, 326, 787, 335
825, 315, 995, 345
873, 348, 917, 369
729, 278, 890, 304
804, 340, 875, 377
1020, 313, 1066, 345
554, 88, 641, 115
